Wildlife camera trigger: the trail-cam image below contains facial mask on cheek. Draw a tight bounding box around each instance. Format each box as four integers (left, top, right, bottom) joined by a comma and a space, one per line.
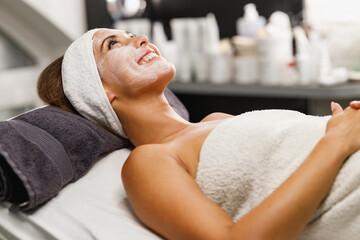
107, 46, 173, 90
97, 57, 106, 78
137, 59, 172, 79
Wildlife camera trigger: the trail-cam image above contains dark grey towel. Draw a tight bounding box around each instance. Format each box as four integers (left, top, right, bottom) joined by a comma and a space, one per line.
0, 106, 129, 212
0, 88, 189, 212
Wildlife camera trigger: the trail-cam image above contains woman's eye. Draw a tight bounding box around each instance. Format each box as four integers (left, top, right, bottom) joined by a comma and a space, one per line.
108, 40, 117, 49
129, 33, 136, 38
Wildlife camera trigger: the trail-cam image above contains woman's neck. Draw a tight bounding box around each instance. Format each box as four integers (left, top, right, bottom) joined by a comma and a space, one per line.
114, 93, 191, 146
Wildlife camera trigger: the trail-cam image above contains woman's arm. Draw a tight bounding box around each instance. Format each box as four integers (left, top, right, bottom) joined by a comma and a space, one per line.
122, 145, 235, 240
122, 103, 360, 240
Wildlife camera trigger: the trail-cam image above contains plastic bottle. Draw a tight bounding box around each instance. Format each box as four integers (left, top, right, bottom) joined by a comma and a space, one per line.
236, 3, 266, 38
257, 11, 293, 85
293, 27, 312, 85
170, 19, 192, 82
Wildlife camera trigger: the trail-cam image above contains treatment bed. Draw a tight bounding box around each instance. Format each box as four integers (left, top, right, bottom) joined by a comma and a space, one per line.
0, 148, 162, 240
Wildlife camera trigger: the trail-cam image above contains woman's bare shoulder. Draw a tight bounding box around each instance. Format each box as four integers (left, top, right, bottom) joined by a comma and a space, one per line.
126, 144, 178, 161
122, 144, 183, 178
200, 112, 234, 122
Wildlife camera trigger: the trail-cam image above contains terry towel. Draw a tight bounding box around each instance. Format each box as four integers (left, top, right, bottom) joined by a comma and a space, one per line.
0, 106, 128, 212
196, 110, 360, 240
62, 29, 129, 138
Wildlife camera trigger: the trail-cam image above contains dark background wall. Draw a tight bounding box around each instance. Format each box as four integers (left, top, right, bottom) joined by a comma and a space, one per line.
149, 0, 303, 38
86, 0, 303, 39
85, 0, 113, 29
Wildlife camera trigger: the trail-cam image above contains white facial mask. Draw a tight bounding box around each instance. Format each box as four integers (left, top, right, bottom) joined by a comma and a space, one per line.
100, 45, 173, 91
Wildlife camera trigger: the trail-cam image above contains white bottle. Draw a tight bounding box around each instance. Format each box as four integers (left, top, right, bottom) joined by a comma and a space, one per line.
257, 11, 293, 85
293, 27, 312, 85
237, 3, 266, 38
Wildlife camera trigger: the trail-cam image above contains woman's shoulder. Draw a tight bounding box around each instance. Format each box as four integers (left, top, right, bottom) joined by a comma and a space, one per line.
121, 143, 189, 194
125, 144, 174, 163
122, 144, 181, 175
200, 112, 233, 122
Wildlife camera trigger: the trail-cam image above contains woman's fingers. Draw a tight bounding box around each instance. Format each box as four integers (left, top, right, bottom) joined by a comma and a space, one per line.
331, 102, 343, 116
350, 101, 360, 109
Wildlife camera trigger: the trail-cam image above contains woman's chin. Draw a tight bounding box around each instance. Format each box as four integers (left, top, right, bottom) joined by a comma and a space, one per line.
130, 71, 174, 95
155, 61, 175, 83
166, 63, 176, 80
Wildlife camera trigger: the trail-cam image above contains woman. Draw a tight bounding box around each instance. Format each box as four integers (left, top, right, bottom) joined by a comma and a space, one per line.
37, 28, 360, 240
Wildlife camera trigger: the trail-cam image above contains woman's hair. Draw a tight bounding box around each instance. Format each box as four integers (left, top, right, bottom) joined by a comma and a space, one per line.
37, 56, 79, 115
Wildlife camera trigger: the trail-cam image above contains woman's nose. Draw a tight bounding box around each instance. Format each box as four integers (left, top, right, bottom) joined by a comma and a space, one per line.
132, 35, 148, 48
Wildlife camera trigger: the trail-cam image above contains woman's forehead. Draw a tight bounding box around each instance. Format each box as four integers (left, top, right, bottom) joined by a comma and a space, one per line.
93, 29, 127, 40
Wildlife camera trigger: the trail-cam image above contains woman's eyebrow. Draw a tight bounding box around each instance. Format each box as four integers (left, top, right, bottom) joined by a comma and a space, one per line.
100, 34, 117, 53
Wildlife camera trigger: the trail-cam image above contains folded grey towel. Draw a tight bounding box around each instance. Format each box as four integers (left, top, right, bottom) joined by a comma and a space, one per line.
0, 106, 129, 212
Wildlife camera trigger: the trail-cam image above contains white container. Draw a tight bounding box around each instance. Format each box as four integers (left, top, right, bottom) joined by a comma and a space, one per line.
234, 56, 258, 84
170, 19, 192, 83
237, 3, 266, 37
232, 36, 258, 84
208, 52, 232, 84
293, 27, 312, 85
257, 36, 292, 85
170, 15, 221, 83
193, 53, 209, 83
296, 53, 312, 85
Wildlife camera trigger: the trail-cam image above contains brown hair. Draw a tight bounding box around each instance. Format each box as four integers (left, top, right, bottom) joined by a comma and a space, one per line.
37, 56, 79, 115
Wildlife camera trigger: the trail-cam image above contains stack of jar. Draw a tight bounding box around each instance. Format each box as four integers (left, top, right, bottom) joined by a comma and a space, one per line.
235, 3, 296, 85
149, 3, 348, 86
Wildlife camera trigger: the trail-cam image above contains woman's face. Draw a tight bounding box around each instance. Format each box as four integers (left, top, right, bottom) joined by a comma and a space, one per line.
92, 29, 175, 95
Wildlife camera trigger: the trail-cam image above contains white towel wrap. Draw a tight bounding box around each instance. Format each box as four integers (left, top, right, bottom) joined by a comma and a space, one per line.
62, 29, 127, 138
196, 110, 360, 239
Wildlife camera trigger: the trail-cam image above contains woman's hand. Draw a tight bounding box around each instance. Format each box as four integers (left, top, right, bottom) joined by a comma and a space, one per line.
326, 101, 360, 157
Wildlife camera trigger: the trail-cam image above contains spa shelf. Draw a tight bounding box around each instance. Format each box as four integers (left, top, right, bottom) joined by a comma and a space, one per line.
168, 82, 360, 100
168, 82, 360, 121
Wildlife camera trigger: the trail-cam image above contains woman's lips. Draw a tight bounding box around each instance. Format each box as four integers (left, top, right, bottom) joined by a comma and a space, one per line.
138, 51, 160, 65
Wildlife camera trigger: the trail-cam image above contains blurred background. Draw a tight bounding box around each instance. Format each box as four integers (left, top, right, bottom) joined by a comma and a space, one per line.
1, 0, 360, 121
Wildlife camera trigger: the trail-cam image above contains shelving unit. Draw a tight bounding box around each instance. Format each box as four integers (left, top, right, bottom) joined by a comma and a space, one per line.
168, 82, 360, 121
169, 82, 360, 99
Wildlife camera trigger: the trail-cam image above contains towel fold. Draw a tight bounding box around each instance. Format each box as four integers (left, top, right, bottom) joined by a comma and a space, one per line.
0, 106, 128, 212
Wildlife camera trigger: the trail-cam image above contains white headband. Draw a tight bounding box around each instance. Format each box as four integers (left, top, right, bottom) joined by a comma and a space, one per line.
62, 29, 127, 138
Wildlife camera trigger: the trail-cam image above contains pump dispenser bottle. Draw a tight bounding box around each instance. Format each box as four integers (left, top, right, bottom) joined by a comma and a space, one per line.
237, 3, 266, 37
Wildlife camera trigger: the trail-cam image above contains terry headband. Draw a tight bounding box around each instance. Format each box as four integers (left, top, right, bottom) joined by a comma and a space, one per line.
62, 29, 127, 138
